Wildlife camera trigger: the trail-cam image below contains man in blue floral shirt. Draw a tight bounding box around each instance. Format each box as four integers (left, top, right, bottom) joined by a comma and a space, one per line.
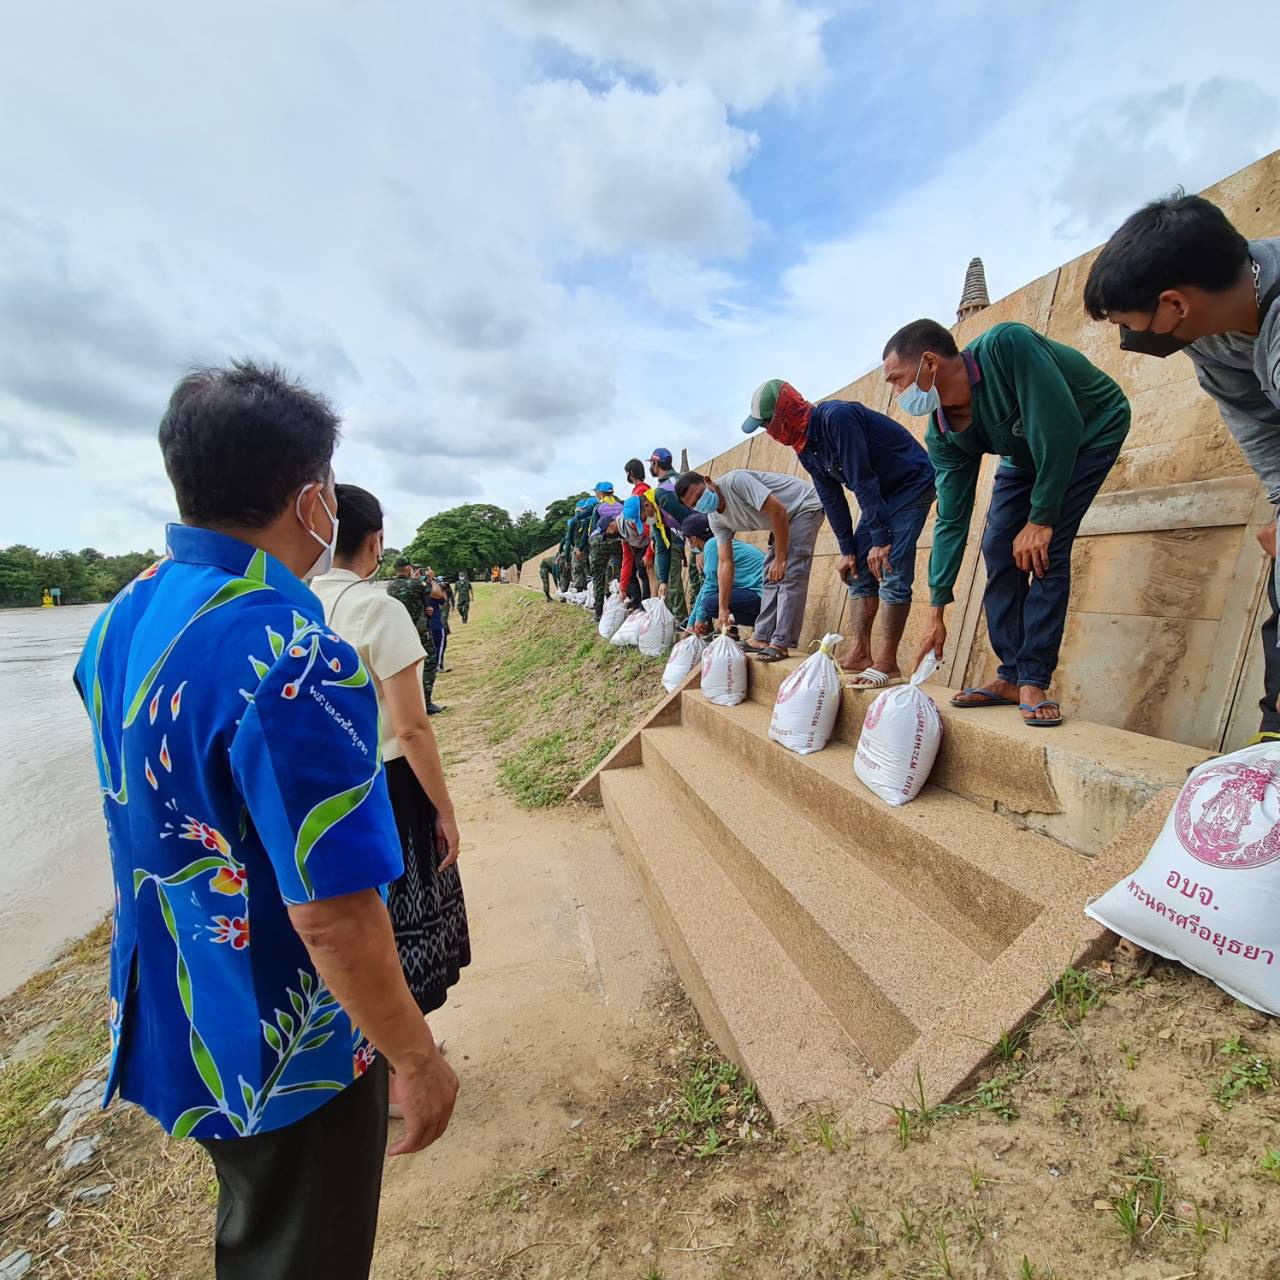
75, 361, 458, 1279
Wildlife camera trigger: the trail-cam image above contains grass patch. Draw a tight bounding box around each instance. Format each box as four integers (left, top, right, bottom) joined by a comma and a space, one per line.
496, 731, 581, 808
652, 1049, 766, 1158
0, 1039, 108, 1148
483, 1165, 557, 1213
457, 585, 667, 808
1212, 1036, 1274, 1109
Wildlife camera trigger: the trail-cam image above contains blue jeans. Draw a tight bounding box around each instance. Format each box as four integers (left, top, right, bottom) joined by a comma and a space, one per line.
697, 587, 761, 627
981, 444, 1121, 689
846, 499, 934, 606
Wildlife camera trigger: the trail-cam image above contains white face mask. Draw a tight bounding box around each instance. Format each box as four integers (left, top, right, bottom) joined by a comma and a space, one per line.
296, 483, 339, 580
896, 355, 942, 418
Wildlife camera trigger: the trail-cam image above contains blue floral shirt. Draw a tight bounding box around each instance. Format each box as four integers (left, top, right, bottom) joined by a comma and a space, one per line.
74, 525, 403, 1140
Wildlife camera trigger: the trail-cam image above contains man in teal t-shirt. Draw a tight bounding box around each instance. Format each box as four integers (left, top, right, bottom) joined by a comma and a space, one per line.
882, 318, 1130, 727
680, 513, 765, 633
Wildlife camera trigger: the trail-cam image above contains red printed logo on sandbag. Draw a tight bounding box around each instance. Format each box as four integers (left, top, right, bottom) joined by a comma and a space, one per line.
1175, 762, 1280, 871
864, 695, 885, 731
775, 668, 802, 704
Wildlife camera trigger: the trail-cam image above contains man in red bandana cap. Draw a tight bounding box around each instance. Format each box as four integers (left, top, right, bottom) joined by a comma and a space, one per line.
742, 379, 935, 688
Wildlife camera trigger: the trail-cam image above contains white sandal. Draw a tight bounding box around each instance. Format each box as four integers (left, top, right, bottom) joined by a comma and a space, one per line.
845, 667, 903, 689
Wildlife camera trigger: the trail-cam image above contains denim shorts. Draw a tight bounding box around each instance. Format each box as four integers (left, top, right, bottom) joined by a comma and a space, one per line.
847, 500, 934, 606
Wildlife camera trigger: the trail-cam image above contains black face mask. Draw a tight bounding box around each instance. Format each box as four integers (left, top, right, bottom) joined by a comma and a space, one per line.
1118, 314, 1191, 358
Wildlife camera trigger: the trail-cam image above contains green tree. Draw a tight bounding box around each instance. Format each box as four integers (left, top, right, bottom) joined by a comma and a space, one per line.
0, 544, 161, 607
511, 510, 545, 571
403, 504, 516, 575
375, 547, 401, 582
540, 493, 591, 550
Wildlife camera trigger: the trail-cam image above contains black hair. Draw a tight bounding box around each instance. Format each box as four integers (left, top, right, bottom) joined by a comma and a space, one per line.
1083, 191, 1250, 319
624, 458, 645, 484
159, 360, 340, 528
334, 484, 383, 558
673, 471, 707, 501
882, 319, 958, 363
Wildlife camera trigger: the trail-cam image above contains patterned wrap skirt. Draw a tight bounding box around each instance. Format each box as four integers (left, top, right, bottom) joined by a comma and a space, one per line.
383, 756, 471, 1014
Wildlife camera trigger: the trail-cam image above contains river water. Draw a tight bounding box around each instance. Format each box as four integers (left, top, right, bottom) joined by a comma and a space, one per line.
0, 605, 112, 998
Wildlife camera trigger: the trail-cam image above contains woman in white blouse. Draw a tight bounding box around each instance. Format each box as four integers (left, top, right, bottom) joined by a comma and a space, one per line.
311, 486, 471, 1041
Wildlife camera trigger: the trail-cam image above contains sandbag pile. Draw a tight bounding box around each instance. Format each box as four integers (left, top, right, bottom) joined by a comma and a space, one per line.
598, 584, 627, 640
853, 653, 943, 806
637, 598, 676, 657
609, 608, 644, 648
1085, 741, 1280, 1015
768, 633, 843, 755
701, 632, 747, 706
662, 633, 705, 694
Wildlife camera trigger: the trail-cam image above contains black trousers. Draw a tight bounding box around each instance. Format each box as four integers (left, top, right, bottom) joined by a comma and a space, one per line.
1261, 567, 1280, 735
197, 1059, 389, 1279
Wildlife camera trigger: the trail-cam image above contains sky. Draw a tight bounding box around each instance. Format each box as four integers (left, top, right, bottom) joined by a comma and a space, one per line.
1, 0, 1278, 555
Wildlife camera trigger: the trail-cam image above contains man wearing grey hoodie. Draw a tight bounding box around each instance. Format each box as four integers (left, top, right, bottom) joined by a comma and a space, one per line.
1086, 193, 1280, 740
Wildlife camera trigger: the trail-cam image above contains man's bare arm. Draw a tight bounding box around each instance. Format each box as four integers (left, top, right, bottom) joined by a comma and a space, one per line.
289, 890, 457, 1155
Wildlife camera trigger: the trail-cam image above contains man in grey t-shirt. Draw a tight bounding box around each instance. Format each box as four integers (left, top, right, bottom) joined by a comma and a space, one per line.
1087, 193, 1280, 741
674, 469, 825, 658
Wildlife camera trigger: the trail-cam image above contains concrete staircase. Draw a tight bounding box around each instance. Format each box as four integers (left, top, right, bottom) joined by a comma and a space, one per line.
578, 654, 1206, 1123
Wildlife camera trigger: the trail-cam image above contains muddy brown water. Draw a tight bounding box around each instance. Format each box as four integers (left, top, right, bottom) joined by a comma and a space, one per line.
0, 605, 111, 997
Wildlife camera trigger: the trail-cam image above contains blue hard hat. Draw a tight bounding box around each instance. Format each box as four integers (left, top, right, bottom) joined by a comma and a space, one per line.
594, 481, 615, 494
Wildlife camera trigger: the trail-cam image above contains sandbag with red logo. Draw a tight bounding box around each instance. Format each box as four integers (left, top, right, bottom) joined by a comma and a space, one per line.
769, 633, 843, 755
853, 653, 942, 806
1085, 741, 1280, 1015
701, 632, 747, 707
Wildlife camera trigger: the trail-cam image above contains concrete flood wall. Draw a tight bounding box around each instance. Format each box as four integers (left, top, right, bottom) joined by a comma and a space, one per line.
521, 150, 1280, 751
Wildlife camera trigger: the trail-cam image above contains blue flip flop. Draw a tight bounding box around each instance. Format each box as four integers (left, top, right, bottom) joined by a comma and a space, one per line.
1020, 700, 1063, 727
949, 687, 1018, 708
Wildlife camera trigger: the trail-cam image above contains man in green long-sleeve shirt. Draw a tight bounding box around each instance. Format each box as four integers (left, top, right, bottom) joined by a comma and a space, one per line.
882, 318, 1130, 726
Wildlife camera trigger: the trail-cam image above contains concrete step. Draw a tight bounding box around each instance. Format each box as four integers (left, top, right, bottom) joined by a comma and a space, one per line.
599, 765, 870, 1117
744, 656, 1206, 854
680, 691, 1076, 961
640, 722, 987, 1072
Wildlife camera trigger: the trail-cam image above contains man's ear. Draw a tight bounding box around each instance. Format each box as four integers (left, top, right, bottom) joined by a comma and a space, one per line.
1158, 288, 1192, 320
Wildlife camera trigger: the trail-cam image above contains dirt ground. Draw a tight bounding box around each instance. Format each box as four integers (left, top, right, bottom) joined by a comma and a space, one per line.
3, 585, 1279, 1279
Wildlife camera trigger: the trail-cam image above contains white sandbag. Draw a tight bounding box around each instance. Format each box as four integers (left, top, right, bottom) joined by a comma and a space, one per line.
662, 633, 705, 694
853, 653, 942, 806
598, 588, 627, 640
769, 633, 843, 755
1084, 742, 1280, 1015
637, 597, 676, 658
700, 632, 747, 707
609, 608, 644, 648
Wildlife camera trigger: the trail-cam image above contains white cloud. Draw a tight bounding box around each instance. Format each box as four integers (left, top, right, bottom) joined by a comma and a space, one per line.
1051, 78, 1280, 236
497, 0, 829, 112
522, 81, 759, 256
0, 0, 1276, 564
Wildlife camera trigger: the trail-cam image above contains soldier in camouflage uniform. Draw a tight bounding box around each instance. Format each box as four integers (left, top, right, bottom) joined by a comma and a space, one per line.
386, 556, 443, 713
538, 555, 557, 601
571, 497, 596, 595
456, 570, 472, 623
588, 482, 624, 621
557, 523, 574, 593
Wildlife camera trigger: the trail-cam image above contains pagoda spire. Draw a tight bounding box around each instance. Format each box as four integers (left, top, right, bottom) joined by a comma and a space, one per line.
957, 256, 990, 322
